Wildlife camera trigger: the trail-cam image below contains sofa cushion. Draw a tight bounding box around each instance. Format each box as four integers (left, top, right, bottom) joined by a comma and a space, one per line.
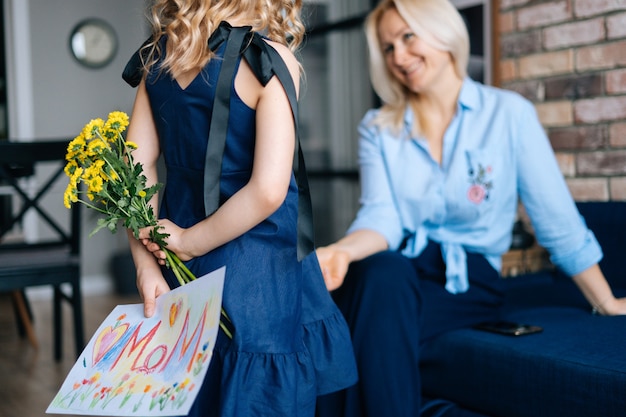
420, 201, 626, 417
420, 272, 626, 417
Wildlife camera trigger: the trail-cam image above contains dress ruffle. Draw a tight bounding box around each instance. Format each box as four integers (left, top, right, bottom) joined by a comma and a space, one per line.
209, 347, 317, 416
303, 312, 358, 395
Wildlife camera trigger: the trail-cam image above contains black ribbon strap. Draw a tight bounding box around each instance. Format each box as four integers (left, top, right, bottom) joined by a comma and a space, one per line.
203, 27, 247, 217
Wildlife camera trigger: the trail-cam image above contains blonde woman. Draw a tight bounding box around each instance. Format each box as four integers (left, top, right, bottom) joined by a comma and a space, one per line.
316, 0, 626, 416
123, 1, 357, 416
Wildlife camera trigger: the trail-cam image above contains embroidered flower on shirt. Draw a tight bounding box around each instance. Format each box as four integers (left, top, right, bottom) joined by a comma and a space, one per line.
466, 162, 493, 204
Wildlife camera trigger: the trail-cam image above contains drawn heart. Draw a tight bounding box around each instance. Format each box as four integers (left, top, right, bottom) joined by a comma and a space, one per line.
92, 323, 130, 365
169, 299, 183, 327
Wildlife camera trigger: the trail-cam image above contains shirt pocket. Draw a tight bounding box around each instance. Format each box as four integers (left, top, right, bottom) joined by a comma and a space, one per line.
445, 149, 497, 225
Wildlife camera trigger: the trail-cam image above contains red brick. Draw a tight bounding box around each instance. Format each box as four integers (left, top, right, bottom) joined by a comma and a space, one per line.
500, 11, 515, 33
606, 69, 626, 95
607, 12, 626, 39
517, 1, 572, 30
574, 0, 626, 18
610, 123, 626, 147
543, 18, 605, 50
500, 59, 518, 82
500, 0, 531, 10
503, 80, 544, 101
566, 178, 609, 201
535, 101, 573, 127
549, 125, 607, 150
519, 50, 574, 79
544, 74, 602, 100
577, 150, 626, 175
555, 152, 576, 177
575, 96, 626, 124
576, 40, 626, 71
501, 31, 542, 58
609, 177, 626, 200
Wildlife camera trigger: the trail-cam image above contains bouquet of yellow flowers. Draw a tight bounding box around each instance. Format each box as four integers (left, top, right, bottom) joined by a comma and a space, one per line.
64, 111, 232, 338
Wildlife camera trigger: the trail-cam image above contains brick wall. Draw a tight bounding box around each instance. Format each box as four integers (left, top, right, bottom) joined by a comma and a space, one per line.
498, 0, 626, 201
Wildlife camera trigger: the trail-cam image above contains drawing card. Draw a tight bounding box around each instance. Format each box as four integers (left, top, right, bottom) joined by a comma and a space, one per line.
47, 266, 225, 416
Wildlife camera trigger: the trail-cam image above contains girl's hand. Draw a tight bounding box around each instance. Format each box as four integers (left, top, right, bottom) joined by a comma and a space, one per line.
138, 219, 193, 264
316, 246, 351, 291
135, 265, 171, 318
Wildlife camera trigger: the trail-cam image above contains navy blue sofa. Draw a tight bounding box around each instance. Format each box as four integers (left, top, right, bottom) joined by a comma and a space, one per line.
420, 202, 626, 417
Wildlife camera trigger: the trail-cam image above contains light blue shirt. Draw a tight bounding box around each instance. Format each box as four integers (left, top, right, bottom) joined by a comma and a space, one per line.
347, 78, 602, 293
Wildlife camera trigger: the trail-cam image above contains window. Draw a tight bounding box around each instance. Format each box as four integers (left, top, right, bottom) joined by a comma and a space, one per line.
452, 0, 493, 85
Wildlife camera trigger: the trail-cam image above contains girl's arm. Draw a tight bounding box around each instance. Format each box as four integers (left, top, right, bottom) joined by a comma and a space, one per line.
126, 80, 171, 318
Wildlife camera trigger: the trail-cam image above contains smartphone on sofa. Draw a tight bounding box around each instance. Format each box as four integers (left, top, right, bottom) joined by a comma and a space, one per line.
473, 320, 543, 336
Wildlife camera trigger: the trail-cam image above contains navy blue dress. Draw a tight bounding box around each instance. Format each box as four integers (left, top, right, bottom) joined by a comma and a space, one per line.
133, 26, 357, 416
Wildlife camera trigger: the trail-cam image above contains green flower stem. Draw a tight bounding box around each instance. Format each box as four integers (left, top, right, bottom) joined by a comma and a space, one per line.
163, 249, 186, 287
219, 312, 233, 339
167, 251, 195, 283
75, 198, 110, 215
162, 248, 233, 339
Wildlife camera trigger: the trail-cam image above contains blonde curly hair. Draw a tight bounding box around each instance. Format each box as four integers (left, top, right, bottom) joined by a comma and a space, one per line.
142, 0, 304, 79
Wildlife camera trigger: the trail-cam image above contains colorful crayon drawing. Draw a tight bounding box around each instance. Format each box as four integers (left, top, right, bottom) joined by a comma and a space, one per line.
47, 266, 226, 416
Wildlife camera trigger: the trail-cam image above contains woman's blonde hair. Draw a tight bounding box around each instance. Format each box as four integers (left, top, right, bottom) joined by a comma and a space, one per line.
142, 0, 304, 79
365, 0, 469, 133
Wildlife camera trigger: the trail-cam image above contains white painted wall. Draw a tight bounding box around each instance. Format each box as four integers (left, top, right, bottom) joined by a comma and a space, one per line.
3, 0, 148, 295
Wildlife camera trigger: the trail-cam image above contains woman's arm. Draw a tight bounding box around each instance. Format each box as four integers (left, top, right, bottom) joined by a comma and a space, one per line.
513, 99, 626, 316
317, 229, 389, 291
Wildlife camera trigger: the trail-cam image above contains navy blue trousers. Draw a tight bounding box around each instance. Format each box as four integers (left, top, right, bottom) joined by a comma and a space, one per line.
316, 240, 504, 417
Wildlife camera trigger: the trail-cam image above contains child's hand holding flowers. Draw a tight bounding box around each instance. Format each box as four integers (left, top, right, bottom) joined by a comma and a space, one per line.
64, 111, 232, 338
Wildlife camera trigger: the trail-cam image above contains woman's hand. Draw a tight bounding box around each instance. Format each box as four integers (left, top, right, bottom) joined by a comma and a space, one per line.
316, 230, 389, 291
317, 245, 351, 291
573, 264, 626, 316
594, 296, 626, 316
138, 219, 193, 264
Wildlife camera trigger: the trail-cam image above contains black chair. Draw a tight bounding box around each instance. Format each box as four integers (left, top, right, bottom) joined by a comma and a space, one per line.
0, 140, 84, 361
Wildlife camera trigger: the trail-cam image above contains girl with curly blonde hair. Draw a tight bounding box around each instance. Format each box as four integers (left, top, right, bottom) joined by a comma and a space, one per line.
123, 1, 357, 416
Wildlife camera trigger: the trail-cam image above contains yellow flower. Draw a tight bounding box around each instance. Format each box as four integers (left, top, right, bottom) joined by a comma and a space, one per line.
64, 160, 79, 177
83, 118, 105, 139
87, 138, 108, 156
63, 183, 77, 209
71, 167, 84, 184
66, 135, 86, 161
106, 111, 129, 133
85, 159, 106, 181
82, 118, 104, 140
125, 141, 138, 150
138, 190, 147, 198
87, 175, 103, 194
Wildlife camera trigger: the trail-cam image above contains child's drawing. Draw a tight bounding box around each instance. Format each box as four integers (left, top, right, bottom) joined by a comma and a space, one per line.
47, 266, 225, 416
